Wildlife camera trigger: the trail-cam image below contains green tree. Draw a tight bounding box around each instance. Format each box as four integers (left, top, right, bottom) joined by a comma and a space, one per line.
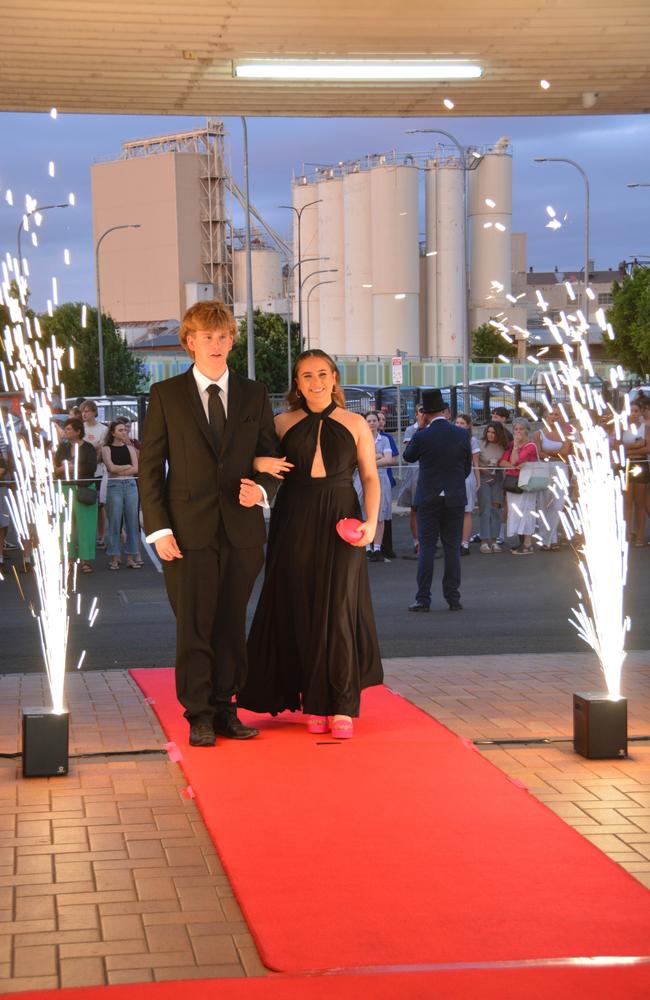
0, 281, 37, 364
471, 322, 516, 362
606, 267, 650, 377
41, 303, 147, 396
230, 310, 300, 393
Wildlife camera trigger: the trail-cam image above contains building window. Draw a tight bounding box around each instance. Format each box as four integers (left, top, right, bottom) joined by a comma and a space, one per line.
598, 293, 613, 306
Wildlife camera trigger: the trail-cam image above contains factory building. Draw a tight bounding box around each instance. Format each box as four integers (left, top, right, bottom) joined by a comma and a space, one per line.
291, 141, 527, 360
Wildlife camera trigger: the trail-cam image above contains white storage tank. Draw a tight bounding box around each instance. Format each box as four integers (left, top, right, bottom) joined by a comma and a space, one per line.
468, 144, 513, 327
343, 168, 373, 355
369, 165, 420, 356
232, 247, 283, 307
424, 164, 438, 356
431, 158, 466, 359
292, 178, 321, 346
316, 175, 346, 355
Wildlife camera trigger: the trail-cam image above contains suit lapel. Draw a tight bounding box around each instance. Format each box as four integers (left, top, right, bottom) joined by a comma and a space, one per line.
184, 368, 219, 459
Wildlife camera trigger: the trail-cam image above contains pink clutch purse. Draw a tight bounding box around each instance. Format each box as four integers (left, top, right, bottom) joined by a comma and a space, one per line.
336, 518, 363, 544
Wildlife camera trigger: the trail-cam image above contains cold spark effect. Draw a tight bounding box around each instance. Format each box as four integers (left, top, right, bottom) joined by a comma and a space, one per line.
498, 282, 630, 700
1, 142, 90, 714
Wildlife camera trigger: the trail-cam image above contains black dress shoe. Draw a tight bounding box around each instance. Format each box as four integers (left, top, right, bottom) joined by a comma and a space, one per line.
408, 602, 430, 612
448, 602, 463, 612
215, 714, 259, 740
189, 721, 216, 747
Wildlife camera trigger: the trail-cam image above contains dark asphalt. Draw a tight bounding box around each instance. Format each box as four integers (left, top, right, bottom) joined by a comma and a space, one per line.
1, 515, 649, 673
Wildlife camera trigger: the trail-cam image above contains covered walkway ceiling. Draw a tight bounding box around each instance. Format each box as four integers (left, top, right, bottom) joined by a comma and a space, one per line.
2, 1, 649, 118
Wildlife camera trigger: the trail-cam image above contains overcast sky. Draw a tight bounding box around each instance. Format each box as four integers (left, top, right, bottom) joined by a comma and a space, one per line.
1, 111, 649, 312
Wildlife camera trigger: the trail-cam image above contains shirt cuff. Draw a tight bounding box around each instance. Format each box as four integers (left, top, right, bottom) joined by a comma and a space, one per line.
256, 485, 269, 509
146, 528, 173, 544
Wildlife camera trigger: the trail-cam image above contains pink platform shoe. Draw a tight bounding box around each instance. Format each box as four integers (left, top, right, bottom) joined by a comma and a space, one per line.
306, 716, 329, 734
331, 717, 354, 740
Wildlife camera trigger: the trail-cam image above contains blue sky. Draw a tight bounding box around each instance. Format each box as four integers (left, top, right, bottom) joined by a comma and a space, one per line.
1, 111, 649, 311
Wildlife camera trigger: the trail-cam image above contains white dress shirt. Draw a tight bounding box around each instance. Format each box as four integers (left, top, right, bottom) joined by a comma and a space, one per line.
146, 364, 268, 546
192, 363, 230, 420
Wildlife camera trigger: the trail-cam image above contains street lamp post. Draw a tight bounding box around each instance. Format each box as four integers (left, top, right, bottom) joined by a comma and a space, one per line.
240, 117, 256, 379
284, 257, 329, 387
306, 280, 336, 351
535, 157, 591, 322
627, 182, 650, 188
17, 202, 70, 273
405, 128, 471, 390
279, 199, 322, 345
95, 224, 141, 396
300, 268, 339, 354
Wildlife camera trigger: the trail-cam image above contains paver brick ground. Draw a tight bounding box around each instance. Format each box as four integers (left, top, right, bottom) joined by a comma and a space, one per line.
0, 653, 648, 990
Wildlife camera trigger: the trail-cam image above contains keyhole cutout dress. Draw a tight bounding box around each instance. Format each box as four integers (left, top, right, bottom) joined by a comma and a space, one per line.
240, 400, 383, 717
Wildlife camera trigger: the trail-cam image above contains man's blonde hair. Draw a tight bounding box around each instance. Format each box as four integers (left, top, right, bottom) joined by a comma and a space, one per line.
179, 301, 237, 358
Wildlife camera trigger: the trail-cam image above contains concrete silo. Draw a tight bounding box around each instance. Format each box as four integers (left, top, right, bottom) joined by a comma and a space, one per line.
369, 164, 420, 356
292, 177, 321, 346
232, 245, 283, 311
316, 175, 346, 355
343, 168, 373, 355
425, 156, 466, 359
468, 143, 513, 329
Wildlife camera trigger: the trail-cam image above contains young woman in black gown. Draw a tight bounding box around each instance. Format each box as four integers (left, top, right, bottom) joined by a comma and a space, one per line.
239, 350, 384, 739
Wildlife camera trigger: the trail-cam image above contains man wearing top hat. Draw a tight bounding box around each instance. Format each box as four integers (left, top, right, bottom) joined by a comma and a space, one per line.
403, 389, 472, 612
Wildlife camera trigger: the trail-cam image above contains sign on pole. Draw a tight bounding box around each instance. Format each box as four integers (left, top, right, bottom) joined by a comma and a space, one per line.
391, 356, 403, 385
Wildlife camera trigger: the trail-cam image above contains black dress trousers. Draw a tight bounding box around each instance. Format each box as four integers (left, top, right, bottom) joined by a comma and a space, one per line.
163, 520, 264, 723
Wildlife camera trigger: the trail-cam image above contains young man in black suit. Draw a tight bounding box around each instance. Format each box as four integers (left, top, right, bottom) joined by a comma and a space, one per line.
403, 389, 472, 612
139, 301, 281, 747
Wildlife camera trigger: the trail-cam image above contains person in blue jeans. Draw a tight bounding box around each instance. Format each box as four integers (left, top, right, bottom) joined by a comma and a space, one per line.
101, 421, 141, 570
477, 422, 509, 552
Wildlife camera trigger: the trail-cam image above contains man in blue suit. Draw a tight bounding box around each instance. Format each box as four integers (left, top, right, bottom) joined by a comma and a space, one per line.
403, 389, 472, 612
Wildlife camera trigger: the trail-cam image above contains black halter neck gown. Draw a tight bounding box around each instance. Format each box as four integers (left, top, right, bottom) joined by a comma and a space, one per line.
240, 401, 383, 717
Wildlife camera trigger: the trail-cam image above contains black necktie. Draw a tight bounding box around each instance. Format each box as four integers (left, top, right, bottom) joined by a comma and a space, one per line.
207, 383, 226, 454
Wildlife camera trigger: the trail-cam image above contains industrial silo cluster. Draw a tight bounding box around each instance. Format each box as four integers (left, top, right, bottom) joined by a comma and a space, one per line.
293, 140, 522, 359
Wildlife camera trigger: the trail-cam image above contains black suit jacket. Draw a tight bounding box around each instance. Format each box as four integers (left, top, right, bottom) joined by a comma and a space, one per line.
403, 418, 472, 508
139, 367, 281, 550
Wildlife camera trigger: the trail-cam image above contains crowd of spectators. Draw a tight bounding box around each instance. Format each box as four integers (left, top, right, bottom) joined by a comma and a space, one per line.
0, 398, 144, 575
1, 390, 649, 579
357, 395, 650, 562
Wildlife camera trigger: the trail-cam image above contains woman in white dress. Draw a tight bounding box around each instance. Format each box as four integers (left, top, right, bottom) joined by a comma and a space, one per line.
532, 406, 572, 550
455, 414, 480, 555
498, 418, 545, 555
354, 411, 395, 562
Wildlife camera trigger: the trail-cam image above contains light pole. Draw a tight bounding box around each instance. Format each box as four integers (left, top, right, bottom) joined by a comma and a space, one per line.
306, 280, 336, 351
405, 128, 472, 390
300, 268, 338, 354
95, 224, 141, 396
627, 182, 650, 188
240, 117, 256, 379
284, 257, 329, 388
17, 202, 70, 273
279, 199, 322, 344
535, 157, 590, 322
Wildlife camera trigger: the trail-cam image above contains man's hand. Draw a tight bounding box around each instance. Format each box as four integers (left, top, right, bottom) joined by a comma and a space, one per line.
239, 478, 264, 508
154, 534, 183, 561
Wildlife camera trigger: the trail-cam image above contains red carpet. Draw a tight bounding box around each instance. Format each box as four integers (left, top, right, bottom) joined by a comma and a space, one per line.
15, 964, 650, 1000
131, 670, 650, 974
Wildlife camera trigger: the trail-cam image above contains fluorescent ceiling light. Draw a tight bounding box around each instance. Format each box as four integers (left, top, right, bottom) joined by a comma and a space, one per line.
234, 60, 483, 81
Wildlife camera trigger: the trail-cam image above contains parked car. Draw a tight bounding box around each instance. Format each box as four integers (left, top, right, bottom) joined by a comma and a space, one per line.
341, 385, 381, 416
376, 386, 423, 432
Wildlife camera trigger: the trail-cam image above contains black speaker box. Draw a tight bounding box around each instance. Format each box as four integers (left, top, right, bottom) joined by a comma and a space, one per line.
22, 708, 69, 777
573, 692, 627, 760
